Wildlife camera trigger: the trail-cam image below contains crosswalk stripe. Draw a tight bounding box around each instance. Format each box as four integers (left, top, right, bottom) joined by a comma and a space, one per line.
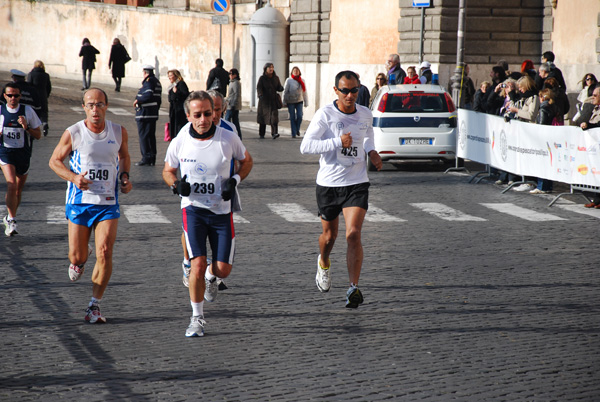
70, 106, 84, 114
233, 214, 249, 224
268, 203, 319, 222
365, 205, 406, 222
553, 203, 600, 218
121, 205, 171, 223
479, 203, 567, 221
109, 107, 134, 116
47, 206, 67, 224
410, 202, 487, 221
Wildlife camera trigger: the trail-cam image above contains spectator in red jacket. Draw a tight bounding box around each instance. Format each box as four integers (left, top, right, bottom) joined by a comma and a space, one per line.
403, 66, 420, 84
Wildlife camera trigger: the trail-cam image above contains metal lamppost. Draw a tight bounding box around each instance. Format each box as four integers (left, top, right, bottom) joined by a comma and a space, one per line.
448, 0, 467, 171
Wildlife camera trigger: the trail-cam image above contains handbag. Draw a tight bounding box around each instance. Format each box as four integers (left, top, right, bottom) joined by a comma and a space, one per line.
164, 122, 171, 142
124, 53, 131, 64
276, 93, 283, 109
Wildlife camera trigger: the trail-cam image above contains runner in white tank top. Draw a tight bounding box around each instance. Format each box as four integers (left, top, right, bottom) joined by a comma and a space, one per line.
49, 88, 133, 324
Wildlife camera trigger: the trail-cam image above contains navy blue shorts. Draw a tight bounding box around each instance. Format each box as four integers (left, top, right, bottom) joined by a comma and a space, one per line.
66, 204, 120, 227
0, 150, 31, 176
316, 182, 370, 221
182, 206, 235, 264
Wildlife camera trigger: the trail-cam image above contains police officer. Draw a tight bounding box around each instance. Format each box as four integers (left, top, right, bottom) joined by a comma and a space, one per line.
133, 65, 162, 166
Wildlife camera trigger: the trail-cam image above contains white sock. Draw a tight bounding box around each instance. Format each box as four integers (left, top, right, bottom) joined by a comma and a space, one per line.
183, 258, 190, 267
205, 265, 216, 282
191, 301, 204, 317
90, 297, 101, 307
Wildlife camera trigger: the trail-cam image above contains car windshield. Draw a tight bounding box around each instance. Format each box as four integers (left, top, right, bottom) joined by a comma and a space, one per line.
384, 92, 448, 113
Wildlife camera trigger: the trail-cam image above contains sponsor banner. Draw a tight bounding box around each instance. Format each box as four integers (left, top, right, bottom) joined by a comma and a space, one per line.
457, 110, 600, 187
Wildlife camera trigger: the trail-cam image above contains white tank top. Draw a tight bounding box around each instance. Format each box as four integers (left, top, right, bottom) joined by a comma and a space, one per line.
66, 120, 122, 205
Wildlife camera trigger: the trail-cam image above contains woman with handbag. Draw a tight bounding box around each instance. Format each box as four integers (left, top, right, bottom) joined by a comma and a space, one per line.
108, 38, 130, 92
256, 62, 283, 139
167, 69, 190, 140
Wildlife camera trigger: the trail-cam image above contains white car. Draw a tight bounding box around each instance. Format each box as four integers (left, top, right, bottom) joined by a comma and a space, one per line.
369, 84, 457, 170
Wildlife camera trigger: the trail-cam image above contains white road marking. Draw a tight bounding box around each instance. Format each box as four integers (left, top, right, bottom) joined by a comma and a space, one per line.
121, 205, 171, 223
410, 203, 487, 221
159, 109, 169, 116
233, 214, 249, 224
108, 107, 134, 116
70, 106, 85, 114
553, 203, 600, 218
480, 203, 567, 221
365, 205, 406, 222
268, 203, 319, 222
47, 206, 67, 224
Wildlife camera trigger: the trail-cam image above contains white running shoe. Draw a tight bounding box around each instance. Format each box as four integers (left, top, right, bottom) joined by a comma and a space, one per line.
185, 315, 206, 337
204, 277, 218, 302
182, 261, 191, 288
315, 254, 331, 292
85, 305, 107, 324
69, 244, 93, 282
69, 263, 85, 282
513, 184, 535, 192
529, 188, 548, 194
3, 215, 18, 237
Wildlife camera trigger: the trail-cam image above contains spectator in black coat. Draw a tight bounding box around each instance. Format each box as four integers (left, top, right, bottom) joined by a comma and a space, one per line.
535, 52, 566, 91
79, 38, 100, 90
108, 38, 130, 92
473, 81, 491, 112
542, 77, 569, 125
27, 60, 51, 136
167, 69, 190, 139
206, 58, 230, 97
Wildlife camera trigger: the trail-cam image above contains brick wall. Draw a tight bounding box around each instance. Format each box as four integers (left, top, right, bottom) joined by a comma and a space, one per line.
289, 0, 330, 63
397, 0, 550, 66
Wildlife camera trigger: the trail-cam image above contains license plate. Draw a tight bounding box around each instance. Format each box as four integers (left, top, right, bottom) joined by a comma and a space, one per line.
401, 138, 433, 145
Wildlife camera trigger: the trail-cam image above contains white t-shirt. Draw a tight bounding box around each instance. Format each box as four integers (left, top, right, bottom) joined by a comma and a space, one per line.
164, 125, 246, 215
300, 101, 375, 187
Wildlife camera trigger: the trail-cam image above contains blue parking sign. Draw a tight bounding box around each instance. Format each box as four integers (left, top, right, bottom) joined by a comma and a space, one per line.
412, 0, 430, 6
212, 0, 230, 14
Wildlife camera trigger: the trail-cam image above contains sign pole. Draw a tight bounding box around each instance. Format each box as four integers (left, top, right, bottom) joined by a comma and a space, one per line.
219, 25, 222, 59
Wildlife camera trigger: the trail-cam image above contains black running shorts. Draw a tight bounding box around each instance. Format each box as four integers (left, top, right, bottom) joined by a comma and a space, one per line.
316, 182, 370, 221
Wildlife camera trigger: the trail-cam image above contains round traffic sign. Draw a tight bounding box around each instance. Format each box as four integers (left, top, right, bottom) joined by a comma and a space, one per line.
212, 0, 230, 15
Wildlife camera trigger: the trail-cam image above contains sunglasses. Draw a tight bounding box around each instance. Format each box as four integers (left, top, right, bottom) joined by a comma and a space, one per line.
586, 77, 594, 81
336, 87, 359, 95
5, 93, 20, 98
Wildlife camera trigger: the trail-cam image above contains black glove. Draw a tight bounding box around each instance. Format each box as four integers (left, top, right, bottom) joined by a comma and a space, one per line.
172, 174, 191, 196
221, 177, 238, 201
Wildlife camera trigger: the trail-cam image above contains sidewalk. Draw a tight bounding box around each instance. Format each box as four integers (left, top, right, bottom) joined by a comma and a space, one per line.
238, 107, 311, 138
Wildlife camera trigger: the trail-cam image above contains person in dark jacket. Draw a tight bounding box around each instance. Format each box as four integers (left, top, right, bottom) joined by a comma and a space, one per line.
542, 77, 569, 125
27, 60, 51, 136
529, 88, 559, 194
472, 81, 491, 112
206, 58, 230, 97
385, 54, 407, 85
133, 65, 162, 166
256, 62, 283, 139
79, 38, 100, 90
8, 69, 42, 122
167, 69, 190, 139
108, 38, 130, 92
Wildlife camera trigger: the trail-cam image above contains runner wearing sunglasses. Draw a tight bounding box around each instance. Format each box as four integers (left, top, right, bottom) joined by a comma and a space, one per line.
300, 70, 382, 308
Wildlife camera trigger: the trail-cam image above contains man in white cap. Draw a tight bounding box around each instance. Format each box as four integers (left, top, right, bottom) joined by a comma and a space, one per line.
133, 65, 162, 166
419, 61, 433, 84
